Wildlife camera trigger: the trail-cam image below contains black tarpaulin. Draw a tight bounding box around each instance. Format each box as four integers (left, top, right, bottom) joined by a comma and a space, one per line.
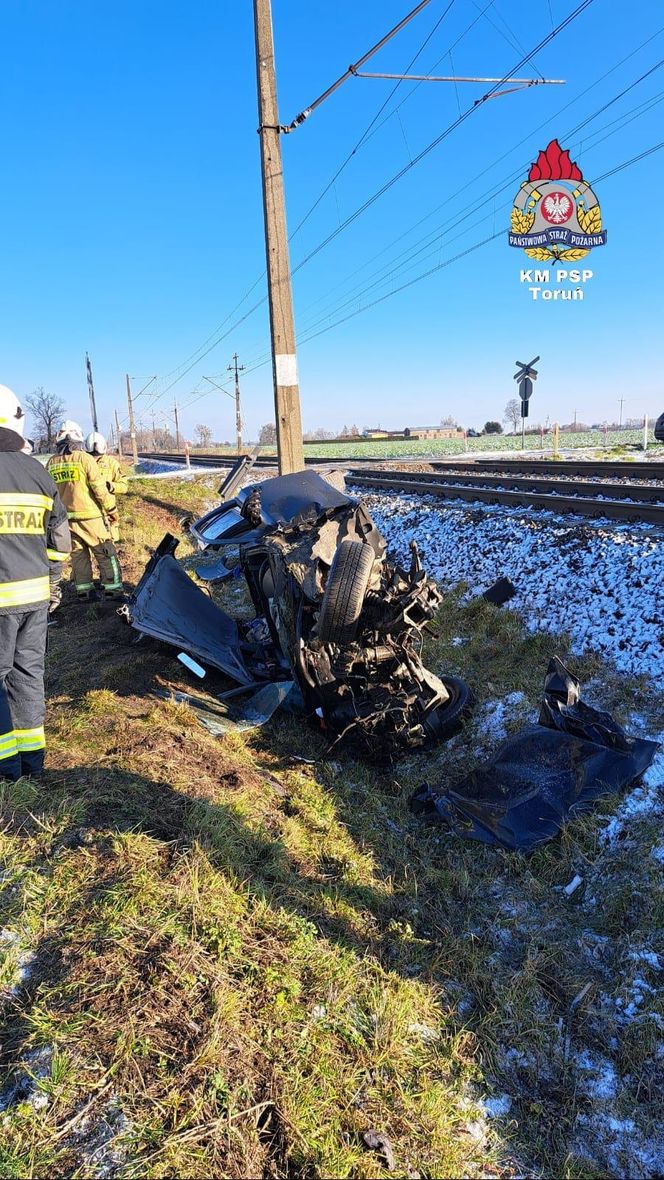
410, 658, 659, 851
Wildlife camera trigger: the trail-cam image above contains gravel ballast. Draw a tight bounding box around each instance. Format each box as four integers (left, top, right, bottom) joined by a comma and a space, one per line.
356, 489, 664, 681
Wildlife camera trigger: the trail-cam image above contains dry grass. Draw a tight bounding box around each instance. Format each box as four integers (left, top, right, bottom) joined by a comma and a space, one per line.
0, 476, 661, 1178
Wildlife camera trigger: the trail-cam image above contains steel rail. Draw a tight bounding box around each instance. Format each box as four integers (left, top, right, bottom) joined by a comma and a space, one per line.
433, 458, 664, 480
347, 468, 664, 503
347, 473, 664, 524
137, 451, 424, 468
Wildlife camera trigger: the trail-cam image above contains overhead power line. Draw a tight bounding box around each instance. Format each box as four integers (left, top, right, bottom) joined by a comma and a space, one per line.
289, 0, 459, 240
285, 46, 664, 336
143, 0, 662, 412
238, 136, 664, 371
204, 41, 664, 382
146, 0, 588, 401
280, 0, 437, 132
290, 0, 594, 277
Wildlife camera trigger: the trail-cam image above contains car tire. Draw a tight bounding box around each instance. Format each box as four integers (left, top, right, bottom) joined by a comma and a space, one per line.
427, 676, 473, 740
317, 540, 375, 646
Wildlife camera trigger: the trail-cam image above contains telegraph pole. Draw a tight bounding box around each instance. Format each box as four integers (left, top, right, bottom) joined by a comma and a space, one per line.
86, 353, 99, 432
114, 409, 122, 455
174, 400, 181, 450
125, 374, 139, 467
227, 353, 245, 454
254, 0, 304, 474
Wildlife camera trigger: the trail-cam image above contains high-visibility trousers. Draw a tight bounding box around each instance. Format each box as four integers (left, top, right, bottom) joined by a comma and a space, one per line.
0, 607, 48, 781
70, 519, 123, 597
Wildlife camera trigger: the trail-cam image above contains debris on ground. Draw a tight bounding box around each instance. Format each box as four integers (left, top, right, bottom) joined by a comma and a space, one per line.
155, 680, 297, 735
125, 471, 473, 760
362, 1128, 397, 1172
482, 576, 517, 606
410, 658, 659, 850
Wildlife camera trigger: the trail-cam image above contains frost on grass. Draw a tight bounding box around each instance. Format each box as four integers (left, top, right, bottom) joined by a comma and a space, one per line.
475, 692, 528, 746
0, 1047, 54, 1113
0, 927, 36, 997
69, 1099, 131, 1179
600, 737, 664, 848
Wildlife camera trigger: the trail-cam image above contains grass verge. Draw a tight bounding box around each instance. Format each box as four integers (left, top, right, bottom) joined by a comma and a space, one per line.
0, 475, 662, 1178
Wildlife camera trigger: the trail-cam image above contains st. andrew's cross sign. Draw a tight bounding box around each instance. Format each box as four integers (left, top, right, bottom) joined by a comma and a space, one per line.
514, 355, 539, 419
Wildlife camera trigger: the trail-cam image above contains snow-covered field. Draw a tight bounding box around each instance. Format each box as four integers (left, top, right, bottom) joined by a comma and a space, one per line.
356, 488, 664, 682
133, 459, 237, 478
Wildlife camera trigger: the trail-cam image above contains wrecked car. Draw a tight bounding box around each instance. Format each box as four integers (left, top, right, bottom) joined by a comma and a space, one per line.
125, 470, 471, 759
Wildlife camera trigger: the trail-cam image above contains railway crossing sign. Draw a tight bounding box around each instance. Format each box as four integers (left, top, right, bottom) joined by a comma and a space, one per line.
514, 355, 539, 419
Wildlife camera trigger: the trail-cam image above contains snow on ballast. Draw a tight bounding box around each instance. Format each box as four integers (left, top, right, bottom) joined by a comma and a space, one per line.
357, 489, 664, 681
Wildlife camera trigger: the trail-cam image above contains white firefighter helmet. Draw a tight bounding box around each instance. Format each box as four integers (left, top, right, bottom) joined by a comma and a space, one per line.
86, 431, 107, 454
0, 384, 26, 439
56, 420, 85, 443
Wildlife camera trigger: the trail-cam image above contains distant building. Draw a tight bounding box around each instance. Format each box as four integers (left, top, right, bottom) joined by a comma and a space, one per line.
361, 425, 464, 441
408, 426, 464, 440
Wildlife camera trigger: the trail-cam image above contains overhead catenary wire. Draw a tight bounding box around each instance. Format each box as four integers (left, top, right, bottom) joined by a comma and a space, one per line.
290, 0, 595, 277
279, 0, 438, 132
281, 59, 664, 342
174, 130, 664, 433
151, 1, 466, 400
235, 52, 664, 377
344, 0, 556, 153
282, 43, 664, 335
135, 4, 656, 416
289, 0, 459, 241
309, 19, 664, 295
145, 0, 576, 399
237, 137, 664, 374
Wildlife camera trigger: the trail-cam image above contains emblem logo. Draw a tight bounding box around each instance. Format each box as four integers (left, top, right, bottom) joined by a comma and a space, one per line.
509, 138, 607, 263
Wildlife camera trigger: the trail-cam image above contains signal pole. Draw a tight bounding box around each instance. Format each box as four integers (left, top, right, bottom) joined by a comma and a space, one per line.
125, 374, 139, 467
254, 0, 304, 474
227, 353, 245, 454
114, 409, 122, 456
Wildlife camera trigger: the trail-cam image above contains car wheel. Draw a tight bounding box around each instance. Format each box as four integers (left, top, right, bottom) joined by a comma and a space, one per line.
426, 676, 473, 740
317, 540, 375, 646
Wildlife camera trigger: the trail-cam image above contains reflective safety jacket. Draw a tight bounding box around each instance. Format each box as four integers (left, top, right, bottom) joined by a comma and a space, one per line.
0, 450, 72, 613
94, 454, 129, 506
47, 447, 115, 522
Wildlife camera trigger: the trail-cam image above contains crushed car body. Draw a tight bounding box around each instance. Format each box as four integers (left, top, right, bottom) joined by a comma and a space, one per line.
125, 471, 472, 760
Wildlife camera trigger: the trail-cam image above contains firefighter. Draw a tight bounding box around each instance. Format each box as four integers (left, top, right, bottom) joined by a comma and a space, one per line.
85, 432, 128, 542
0, 385, 71, 781
47, 421, 123, 601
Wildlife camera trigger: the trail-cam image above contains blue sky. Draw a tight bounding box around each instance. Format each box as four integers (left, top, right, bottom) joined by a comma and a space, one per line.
1, 0, 663, 439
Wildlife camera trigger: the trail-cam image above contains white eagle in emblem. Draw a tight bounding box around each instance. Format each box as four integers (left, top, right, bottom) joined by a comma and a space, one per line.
543, 193, 572, 224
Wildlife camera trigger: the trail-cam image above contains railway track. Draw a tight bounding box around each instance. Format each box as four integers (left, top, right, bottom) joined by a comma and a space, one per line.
346, 469, 664, 525
137, 451, 664, 523
137, 450, 395, 468
435, 458, 664, 480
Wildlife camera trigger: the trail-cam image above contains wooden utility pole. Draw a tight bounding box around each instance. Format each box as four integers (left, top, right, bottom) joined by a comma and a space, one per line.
227, 353, 245, 454
174, 400, 181, 450
254, 0, 304, 474
125, 374, 139, 466
114, 409, 122, 456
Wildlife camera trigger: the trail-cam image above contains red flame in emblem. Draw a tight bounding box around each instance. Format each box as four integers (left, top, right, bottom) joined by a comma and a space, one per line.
528, 139, 583, 183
